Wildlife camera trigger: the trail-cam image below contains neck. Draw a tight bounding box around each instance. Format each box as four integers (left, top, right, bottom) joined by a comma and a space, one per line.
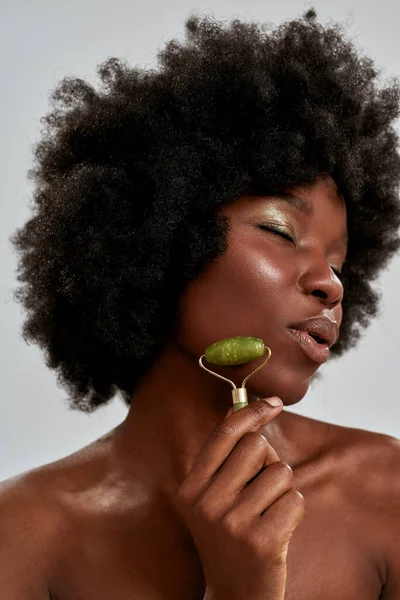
113, 339, 293, 502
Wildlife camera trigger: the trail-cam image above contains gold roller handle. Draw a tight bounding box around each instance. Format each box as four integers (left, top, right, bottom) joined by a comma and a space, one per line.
198, 346, 272, 412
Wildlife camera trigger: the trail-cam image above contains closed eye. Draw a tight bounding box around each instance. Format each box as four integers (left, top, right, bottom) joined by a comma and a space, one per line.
260, 224, 345, 281
259, 225, 295, 244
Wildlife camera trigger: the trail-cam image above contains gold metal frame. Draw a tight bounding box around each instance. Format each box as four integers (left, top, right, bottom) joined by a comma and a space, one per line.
198, 346, 272, 412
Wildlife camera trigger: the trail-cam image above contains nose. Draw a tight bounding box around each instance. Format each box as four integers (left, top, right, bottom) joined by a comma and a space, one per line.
298, 258, 344, 309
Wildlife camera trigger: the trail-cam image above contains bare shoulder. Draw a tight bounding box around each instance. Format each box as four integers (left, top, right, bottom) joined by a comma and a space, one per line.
0, 465, 65, 538
291, 409, 399, 468
326, 420, 400, 597
311, 415, 400, 497
0, 467, 66, 597
326, 419, 400, 489
0, 429, 117, 597
350, 428, 400, 599
290, 410, 400, 506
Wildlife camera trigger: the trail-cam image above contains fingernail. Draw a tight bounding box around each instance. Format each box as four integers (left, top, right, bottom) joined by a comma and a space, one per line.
224, 406, 235, 418
264, 397, 283, 408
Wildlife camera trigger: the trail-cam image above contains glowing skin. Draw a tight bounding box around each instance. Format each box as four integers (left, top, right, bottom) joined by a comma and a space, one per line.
8, 176, 393, 600
117, 176, 347, 490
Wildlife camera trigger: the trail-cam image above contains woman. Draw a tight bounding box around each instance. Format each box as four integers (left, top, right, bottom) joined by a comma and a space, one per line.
1, 8, 400, 599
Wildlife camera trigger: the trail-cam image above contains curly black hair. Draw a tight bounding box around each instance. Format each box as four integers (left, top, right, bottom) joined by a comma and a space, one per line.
10, 8, 400, 412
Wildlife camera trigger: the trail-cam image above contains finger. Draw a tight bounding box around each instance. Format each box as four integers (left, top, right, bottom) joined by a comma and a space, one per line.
259, 426, 282, 468
228, 461, 293, 525
254, 488, 305, 547
206, 431, 280, 501
183, 398, 283, 495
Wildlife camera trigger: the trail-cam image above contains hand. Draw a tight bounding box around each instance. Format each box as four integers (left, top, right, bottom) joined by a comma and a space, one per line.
176, 398, 305, 600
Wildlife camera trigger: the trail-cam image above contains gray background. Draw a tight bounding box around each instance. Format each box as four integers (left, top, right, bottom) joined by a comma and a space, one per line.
1, 0, 399, 482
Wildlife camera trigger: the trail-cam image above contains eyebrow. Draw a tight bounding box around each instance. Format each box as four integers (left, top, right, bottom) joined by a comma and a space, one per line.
270, 191, 349, 248
272, 192, 314, 216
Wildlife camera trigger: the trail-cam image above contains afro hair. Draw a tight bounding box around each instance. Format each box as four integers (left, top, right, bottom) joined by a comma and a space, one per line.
10, 8, 400, 412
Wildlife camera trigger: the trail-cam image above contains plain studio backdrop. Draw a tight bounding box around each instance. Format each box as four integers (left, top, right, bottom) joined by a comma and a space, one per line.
1, 0, 399, 482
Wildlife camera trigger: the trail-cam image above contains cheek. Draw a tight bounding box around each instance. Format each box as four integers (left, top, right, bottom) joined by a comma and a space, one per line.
175, 240, 289, 358
335, 303, 343, 329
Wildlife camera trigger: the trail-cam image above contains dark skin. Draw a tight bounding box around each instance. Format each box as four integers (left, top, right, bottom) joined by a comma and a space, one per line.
1, 176, 400, 599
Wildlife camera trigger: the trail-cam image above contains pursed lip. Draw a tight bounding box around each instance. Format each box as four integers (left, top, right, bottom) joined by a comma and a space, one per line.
287, 315, 339, 349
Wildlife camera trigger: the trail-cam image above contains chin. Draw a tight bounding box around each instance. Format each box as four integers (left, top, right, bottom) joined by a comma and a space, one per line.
246, 366, 315, 406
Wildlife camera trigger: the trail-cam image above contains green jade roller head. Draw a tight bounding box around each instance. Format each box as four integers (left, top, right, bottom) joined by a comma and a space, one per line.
199, 336, 272, 412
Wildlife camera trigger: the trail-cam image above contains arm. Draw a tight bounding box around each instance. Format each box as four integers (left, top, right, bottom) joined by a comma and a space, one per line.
0, 477, 55, 599
375, 437, 400, 599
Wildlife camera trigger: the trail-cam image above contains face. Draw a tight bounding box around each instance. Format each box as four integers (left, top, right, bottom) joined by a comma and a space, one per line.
176, 176, 348, 405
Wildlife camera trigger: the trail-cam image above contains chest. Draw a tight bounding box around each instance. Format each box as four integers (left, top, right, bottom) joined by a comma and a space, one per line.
50, 487, 383, 600
282, 491, 382, 599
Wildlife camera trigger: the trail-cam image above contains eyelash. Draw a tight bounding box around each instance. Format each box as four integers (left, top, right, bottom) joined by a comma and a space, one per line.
259, 224, 343, 281
260, 224, 295, 243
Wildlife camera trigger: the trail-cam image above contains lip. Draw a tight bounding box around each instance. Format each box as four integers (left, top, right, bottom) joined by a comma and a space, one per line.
287, 328, 330, 364
288, 316, 339, 349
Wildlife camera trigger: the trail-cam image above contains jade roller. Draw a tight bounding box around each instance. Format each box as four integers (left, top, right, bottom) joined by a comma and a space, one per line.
199, 336, 272, 412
